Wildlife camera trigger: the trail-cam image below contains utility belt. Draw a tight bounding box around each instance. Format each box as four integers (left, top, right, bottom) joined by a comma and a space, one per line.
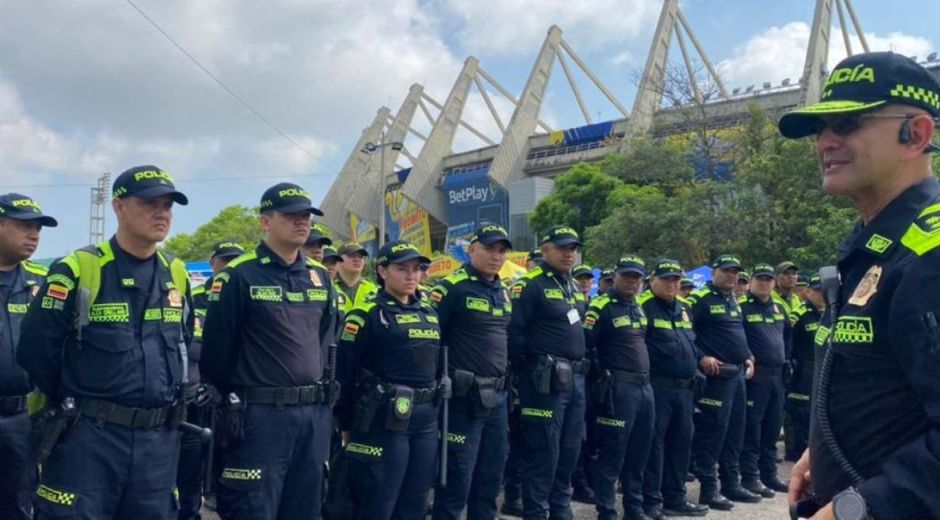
452, 369, 507, 418
237, 384, 334, 408
0, 394, 27, 416
650, 375, 696, 390
78, 398, 185, 430
526, 354, 586, 395
608, 368, 650, 385
588, 368, 648, 411
752, 364, 784, 379
352, 380, 441, 433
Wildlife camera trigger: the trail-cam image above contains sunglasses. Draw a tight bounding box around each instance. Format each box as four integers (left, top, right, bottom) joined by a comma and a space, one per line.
813, 113, 914, 137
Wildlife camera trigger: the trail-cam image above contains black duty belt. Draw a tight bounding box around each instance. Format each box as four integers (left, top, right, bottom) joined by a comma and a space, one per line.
449, 372, 508, 392
411, 386, 438, 404
240, 384, 330, 406
609, 369, 650, 385
754, 365, 784, 377
79, 398, 180, 429
650, 375, 695, 389
527, 355, 587, 374
0, 394, 27, 415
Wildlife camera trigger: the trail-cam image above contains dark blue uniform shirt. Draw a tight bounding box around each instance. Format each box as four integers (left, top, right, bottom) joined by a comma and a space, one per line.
637, 290, 700, 379
740, 293, 789, 369
0, 261, 46, 396
583, 289, 649, 373
687, 283, 750, 364
508, 263, 587, 364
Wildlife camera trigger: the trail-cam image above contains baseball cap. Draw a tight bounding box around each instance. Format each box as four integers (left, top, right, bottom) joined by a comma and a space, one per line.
572, 264, 594, 279
338, 243, 369, 257
527, 249, 543, 262
738, 271, 751, 282
680, 277, 695, 289
112, 165, 188, 205
323, 245, 343, 263
808, 274, 822, 289
796, 274, 810, 286
601, 268, 615, 280
712, 254, 742, 270
305, 223, 333, 246
376, 240, 431, 266
779, 52, 940, 138
540, 225, 582, 247
0, 193, 58, 227
776, 261, 799, 274
259, 182, 323, 215
210, 241, 244, 260
653, 259, 683, 278
616, 255, 646, 276
752, 263, 776, 279
470, 224, 513, 248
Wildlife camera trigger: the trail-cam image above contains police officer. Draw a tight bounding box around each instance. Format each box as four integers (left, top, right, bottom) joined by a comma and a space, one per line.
509, 225, 587, 519
570, 262, 598, 505
598, 268, 614, 294
525, 249, 543, 271
572, 264, 594, 301
200, 183, 338, 519
784, 274, 822, 462
772, 261, 804, 323
734, 271, 750, 299
678, 277, 695, 300
639, 260, 708, 519
794, 274, 811, 303
583, 255, 655, 520
0, 193, 55, 520
687, 254, 759, 510
18, 165, 191, 519
335, 243, 379, 313
739, 264, 790, 497
322, 244, 343, 280
177, 240, 243, 520
430, 224, 512, 519
781, 52, 940, 519
335, 240, 442, 519
302, 223, 333, 263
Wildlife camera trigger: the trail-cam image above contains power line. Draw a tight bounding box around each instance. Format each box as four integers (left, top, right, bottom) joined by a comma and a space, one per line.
123, 0, 335, 173
4, 172, 337, 190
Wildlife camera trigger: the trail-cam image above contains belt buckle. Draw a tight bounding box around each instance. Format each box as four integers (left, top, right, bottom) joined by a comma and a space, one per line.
274, 387, 291, 408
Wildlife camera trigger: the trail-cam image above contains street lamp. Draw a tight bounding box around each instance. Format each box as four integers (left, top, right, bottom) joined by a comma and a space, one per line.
362, 131, 403, 247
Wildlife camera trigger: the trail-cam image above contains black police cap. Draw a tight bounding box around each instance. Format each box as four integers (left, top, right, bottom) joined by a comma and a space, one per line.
752, 263, 776, 279
112, 165, 188, 205
572, 264, 594, 279
780, 52, 940, 138
211, 241, 244, 260
376, 240, 431, 266
616, 255, 646, 276
601, 268, 615, 280
712, 254, 742, 270
540, 225, 582, 247
653, 259, 683, 278
527, 249, 543, 261
260, 182, 323, 215
471, 223, 513, 248
808, 274, 822, 289
0, 193, 58, 227
305, 222, 333, 246
323, 245, 343, 263
680, 277, 695, 289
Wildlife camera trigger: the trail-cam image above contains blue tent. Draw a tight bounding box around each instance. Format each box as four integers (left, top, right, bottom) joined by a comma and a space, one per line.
687, 265, 712, 288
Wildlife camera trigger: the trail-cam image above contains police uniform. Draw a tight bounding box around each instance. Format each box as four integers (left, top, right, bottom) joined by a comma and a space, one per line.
569, 263, 598, 505
200, 184, 338, 519
429, 226, 512, 520
175, 241, 244, 520
783, 275, 821, 462
335, 243, 379, 314
18, 166, 191, 519
583, 256, 654, 520
508, 225, 587, 519
738, 264, 790, 496
687, 254, 756, 509
639, 260, 708, 518
778, 51, 940, 519
335, 241, 442, 520
0, 193, 55, 520
771, 263, 804, 325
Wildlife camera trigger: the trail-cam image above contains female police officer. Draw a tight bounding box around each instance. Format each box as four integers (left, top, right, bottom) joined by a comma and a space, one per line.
335, 240, 443, 519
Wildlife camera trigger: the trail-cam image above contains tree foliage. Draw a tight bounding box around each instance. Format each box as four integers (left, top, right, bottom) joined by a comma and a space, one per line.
163, 205, 262, 262
528, 163, 625, 238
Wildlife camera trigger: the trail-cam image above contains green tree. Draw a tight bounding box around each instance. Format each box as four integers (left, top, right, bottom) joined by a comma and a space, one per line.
528, 163, 624, 237
163, 205, 262, 262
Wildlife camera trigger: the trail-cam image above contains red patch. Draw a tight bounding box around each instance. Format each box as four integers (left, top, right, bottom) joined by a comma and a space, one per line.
211, 281, 224, 293
47, 284, 69, 301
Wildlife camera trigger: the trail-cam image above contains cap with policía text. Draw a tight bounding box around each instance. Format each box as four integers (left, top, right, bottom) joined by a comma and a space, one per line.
0, 193, 58, 227
210, 241, 244, 260
808, 274, 822, 289
540, 225, 582, 247
779, 52, 940, 138
616, 255, 647, 276
376, 240, 431, 266
653, 259, 683, 278
527, 249, 543, 261
572, 264, 594, 279
260, 182, 323, 215
752, 263, 776, 278
601, 268, 615, 280
680, 277, 695, 289
306, 222, 333, 246
712, 254, 742, 270
112, 165, 188, 205
470, 224, 513, 248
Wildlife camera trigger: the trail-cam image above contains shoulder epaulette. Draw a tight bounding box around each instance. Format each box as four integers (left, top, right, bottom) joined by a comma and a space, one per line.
588, 293, 611, 311
305, 257, 327, 270
350, 300, 378, 316
521, 266, 543, 280
636, 290, 653, 305
677, 295, 691, 306
738, 294, 749, 304
443, 269, 469, 285
22, 260, 48, 277
192, 285, 207, 296
900, 201, 940, 256
227, 252, 258, 269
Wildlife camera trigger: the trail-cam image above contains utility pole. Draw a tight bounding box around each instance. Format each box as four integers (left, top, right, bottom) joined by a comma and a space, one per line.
90, 172, 110, 244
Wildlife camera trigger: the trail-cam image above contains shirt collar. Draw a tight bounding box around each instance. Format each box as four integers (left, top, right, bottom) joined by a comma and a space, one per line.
462, 263, 500, 286
256, 241, 306, 271
539, 260, 570, 280
841, 176, 940, 260
376, 288, 422, 310
109, 236, 164, 290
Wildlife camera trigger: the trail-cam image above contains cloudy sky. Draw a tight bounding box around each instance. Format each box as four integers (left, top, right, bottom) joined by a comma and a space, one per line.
2, 0, 936, 258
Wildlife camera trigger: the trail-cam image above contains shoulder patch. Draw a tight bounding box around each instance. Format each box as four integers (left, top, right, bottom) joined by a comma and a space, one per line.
901, 203, 940, 256
227, 252, 258, 269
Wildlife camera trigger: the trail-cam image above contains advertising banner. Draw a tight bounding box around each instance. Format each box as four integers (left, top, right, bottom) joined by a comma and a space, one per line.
385, 185, 432, 256
441, 165, 509, 246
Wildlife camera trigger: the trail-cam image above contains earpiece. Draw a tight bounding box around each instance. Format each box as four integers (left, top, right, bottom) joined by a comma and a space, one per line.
899, 120, 912, 144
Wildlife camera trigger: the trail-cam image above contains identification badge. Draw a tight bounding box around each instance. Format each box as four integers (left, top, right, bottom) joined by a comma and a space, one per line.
848, 265, 882, 307
309, 269, 323, 288
567, 308, 580, 325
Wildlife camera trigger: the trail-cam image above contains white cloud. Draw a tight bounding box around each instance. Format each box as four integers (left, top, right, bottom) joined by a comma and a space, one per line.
720, 22, 935, 88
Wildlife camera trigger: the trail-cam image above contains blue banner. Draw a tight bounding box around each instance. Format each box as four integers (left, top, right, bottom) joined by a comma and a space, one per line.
441, 165, 508, 245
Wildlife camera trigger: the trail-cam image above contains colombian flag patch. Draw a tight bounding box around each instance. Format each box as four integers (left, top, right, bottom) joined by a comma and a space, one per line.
47, 284, 69, 301
211, 281, 224, 293
343, 323, 360, 336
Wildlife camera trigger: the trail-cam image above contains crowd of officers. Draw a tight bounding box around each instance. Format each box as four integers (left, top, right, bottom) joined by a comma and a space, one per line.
0, 164, 824, 520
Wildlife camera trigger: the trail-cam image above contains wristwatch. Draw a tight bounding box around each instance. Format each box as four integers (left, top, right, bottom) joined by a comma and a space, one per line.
832, 488, 871, 520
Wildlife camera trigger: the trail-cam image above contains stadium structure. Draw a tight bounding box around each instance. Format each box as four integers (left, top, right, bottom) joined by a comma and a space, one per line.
319, 0, 940, 256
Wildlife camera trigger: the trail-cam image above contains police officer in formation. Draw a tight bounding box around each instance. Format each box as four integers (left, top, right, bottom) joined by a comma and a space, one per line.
783, 51, 940, 519
19, 166, 192, 519
570, 262, 598, 505
335, 240, 443, 519
200, 183, 339, 518
302, 222, 333, 263
177, 240, 244, 519
509, 225, 587, 519
738, 264, 790, 498
784, 274, 822, 462
639, 259, 708, 518
429, 224, 512, 519
334, 242, 379, 314
583, 255, 654, 520
0, 193, 55, 520
687, 254, 759, 510
771, 262, 803, 322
